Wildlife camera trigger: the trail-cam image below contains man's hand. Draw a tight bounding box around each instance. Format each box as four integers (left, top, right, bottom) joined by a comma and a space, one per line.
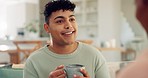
49, 65, 66, 78
73, 68, 90, 78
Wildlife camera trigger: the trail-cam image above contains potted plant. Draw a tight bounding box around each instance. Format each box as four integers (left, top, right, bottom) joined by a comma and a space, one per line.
25, 20, 39, 38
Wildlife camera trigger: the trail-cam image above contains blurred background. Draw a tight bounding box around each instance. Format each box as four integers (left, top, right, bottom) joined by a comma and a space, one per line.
1, 0, 148, 78
0, 0, 147, 66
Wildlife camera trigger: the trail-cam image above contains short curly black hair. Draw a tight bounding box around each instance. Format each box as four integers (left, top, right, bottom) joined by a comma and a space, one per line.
44, 0, 76, 24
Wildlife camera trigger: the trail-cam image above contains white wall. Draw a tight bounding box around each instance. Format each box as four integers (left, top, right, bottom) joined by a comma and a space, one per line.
98, 0, 122, 47
7, 3, 26, 37
0, 0, 39, 38
6, 1, 39, 38
0, 2, 7, 38
98, 0, 122, 61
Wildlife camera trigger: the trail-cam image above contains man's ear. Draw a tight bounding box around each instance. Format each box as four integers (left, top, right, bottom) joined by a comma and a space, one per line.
44, 23, 50, 33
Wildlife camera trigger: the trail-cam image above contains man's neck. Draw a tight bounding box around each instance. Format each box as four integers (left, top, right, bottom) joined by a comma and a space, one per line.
48, 41, 78, 54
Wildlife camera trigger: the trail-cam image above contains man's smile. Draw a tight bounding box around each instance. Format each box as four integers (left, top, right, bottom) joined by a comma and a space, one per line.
61, 30, 75, 36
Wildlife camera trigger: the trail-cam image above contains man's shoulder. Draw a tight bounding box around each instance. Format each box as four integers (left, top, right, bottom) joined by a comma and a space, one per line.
79, 42, 99, 51
79, 42, 101, 55
27, 45, 47, 59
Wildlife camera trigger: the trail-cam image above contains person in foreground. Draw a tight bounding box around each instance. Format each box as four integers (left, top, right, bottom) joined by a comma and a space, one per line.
117, 0, 148, 78
23, 0, 110, 78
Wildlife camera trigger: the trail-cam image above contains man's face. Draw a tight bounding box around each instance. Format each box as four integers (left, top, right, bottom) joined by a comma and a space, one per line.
136, 0, 148, 33
45, 10, 78, 45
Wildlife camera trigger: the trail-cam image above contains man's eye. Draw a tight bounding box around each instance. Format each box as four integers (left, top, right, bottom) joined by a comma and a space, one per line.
56, 20, 64, 24
69, 18, 76, 22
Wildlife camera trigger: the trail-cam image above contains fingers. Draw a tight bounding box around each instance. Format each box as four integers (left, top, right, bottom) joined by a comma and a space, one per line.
73, 74, 83, 78
58, 73, 66, 78
55, 65, 64, 70
49, 69, 66, 78
49, 65, 90, 78
73, 68, 90, 78
80, 68, 89, 77
49, 65, 66, 78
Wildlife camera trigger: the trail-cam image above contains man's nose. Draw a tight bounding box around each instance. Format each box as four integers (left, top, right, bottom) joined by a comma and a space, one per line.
64, 21, 73, 29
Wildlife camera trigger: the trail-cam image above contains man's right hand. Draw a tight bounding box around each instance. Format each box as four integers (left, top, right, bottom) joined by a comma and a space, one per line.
49, 65, 66, 78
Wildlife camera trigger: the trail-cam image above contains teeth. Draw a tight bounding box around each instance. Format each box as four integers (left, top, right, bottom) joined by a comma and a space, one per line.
65, 32, 72, 34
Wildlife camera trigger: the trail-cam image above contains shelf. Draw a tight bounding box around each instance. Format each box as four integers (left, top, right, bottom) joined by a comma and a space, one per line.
86, 0, 97, 1
71, 0, 99, 40
77, 26, 98, 39
74, 1, 84, 14
86, 10, 98, 14
97, 47, 125, 52
78, 24, 98, 27
85, 1, 98, 8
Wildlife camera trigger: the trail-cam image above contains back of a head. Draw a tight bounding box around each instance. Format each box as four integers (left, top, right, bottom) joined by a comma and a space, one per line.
143, 0, 148, 5
44, 0, 76, 24
136, 0, 148, 34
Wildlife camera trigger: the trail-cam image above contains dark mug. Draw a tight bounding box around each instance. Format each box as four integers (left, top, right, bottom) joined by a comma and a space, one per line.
64, 64, 84, 78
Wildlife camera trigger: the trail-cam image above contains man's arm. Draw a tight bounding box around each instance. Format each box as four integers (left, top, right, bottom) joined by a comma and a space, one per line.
23, 60, 38, 78
95, 52, 111, 78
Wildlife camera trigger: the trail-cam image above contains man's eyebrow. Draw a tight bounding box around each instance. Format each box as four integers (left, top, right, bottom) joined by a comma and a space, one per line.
54, 15, 75, 20
54, 16, 64, 20
69, 15, 75, 17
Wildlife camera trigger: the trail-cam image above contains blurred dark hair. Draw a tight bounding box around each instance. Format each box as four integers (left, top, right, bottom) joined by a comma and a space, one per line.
143, 0, 148, 5
44, 0, 76, 24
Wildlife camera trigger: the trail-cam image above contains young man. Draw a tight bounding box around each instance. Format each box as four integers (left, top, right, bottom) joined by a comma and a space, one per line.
23, 0, 110, 78
117, 0, 148, 78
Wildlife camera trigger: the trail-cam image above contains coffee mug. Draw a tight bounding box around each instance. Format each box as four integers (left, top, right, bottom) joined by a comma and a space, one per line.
64, 64, 84, 78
